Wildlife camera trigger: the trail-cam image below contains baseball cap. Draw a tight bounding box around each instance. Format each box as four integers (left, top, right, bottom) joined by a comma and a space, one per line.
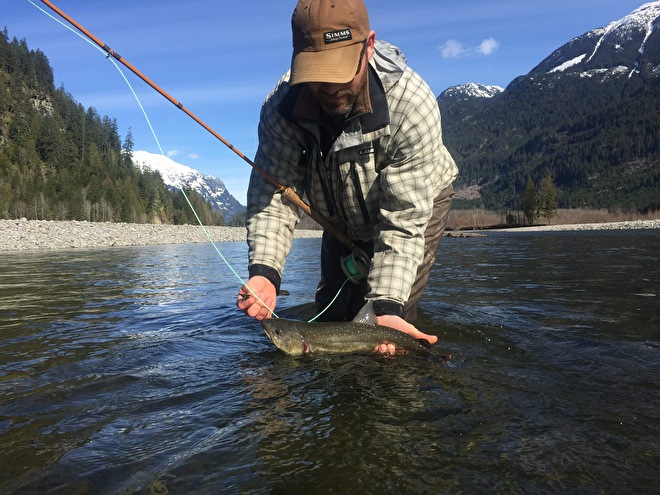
290, 0, 370, 85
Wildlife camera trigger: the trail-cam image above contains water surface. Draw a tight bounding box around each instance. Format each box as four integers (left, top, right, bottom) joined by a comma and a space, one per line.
1, 231, 658, 494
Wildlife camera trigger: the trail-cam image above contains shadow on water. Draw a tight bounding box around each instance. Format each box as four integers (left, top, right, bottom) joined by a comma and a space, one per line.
0, 232, 659, 494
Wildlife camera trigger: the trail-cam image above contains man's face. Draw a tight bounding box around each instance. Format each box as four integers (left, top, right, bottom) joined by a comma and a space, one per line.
306, 41, 370, 116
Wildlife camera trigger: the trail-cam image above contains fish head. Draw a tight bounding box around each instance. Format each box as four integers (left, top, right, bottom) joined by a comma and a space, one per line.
262, 318, 310, 355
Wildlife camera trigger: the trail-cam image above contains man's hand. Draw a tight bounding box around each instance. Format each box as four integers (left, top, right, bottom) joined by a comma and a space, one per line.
374, 314, 438, 354
237, 276, 277, 320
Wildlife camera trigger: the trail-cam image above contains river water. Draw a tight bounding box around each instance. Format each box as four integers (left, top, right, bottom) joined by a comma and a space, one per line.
1, 230, 658, 494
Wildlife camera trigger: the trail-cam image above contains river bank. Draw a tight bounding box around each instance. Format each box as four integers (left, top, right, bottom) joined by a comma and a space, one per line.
0, 219, 322, 252
490, 219, 660, 232
2, 218, 659, 252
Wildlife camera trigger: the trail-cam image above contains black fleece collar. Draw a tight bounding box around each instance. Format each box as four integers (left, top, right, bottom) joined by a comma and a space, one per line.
278, 65, 390, 134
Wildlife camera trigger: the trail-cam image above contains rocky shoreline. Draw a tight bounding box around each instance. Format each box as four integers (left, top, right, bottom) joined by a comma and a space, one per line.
0, 219, 322, 252
491, 219, 660, 233
1, 218, 658, 252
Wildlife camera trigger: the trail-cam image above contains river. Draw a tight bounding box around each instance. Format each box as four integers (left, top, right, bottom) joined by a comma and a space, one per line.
1, 230, 658, 494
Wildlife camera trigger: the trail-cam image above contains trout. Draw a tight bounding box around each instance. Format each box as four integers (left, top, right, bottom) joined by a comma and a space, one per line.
261, 302, 436, 355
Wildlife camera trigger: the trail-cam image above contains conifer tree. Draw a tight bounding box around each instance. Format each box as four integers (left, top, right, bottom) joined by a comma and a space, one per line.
538, 175, 558, 223
0, 28, 223, 224
523, 177, 538, 225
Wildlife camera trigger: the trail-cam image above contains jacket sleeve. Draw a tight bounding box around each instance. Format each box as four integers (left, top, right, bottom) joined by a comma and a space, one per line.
367, 68, 457, 308
246, 79, 306, 291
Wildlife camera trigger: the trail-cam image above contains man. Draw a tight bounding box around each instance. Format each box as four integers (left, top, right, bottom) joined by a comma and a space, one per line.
237, 0, 458, 352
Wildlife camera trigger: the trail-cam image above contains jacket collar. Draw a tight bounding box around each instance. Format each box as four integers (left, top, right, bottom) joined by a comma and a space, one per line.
279, 65, 390, 134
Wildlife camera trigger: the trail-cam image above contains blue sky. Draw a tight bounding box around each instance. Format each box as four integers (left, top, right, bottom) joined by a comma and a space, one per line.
5, 0, 648, 204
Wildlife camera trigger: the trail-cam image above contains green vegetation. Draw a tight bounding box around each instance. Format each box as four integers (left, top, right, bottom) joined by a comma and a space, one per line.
227, 208, 247, 227
441, 70, 660, 215
522, 175, 558, 225
0, 28, 223, 225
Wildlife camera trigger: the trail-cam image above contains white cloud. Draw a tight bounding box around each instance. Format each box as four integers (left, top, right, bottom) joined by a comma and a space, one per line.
439, 39, 466, 59
478, 37, 500, 56
167, 150, 180, 157
439, 37, 500, 58
187, 153, 200, 160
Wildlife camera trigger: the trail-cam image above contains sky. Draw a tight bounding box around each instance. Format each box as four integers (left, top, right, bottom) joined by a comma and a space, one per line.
4, 0, 650, 205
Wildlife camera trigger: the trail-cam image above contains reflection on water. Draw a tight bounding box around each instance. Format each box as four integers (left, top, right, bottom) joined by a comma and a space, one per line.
1, 232, 658, 494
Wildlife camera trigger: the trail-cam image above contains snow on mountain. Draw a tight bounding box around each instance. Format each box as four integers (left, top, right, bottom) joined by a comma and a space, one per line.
438, 2, 660, 214
132, 150, 244, 221
539, 1, 660, 78
585, 1, 660, 63
441, 82, 504, 100
437, 83, 504, 122
548, 54, 587, 73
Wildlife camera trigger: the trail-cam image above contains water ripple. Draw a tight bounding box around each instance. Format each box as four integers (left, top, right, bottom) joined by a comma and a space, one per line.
1, 232, 659, 494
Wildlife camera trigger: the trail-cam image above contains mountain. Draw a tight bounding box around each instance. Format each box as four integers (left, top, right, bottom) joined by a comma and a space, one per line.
1, 30, 229, 225
132, 150, 244, 221
532, 2, 660, 78
439, 1, 660, 213
439, 83, 503, 123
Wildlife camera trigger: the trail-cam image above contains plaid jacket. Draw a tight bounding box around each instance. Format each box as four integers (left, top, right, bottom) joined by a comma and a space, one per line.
247, 40, 458, 307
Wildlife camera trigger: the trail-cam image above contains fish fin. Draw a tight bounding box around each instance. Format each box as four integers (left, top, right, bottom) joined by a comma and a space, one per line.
352, 301, 377, 326
416, 338, 435, 349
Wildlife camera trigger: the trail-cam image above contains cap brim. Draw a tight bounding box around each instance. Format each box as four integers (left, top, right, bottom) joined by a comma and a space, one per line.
290, 42, 364, 85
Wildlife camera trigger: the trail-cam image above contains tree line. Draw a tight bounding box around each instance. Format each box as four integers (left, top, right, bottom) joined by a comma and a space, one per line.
0, 28, 223, 226
440, 65, 660, 215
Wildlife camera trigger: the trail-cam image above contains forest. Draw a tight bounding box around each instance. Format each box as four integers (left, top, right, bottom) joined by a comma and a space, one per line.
440, 68, 660, 215
0, 28, 223, 226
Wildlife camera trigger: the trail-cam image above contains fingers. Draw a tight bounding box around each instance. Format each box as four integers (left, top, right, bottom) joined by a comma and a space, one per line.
373, 343, 397, 355
236, 281, 275, 320
414, 331, 438, 345
376, 314, 438, 345
236, 293, 270, 320
400, 321, 438, 344
247, 304, 270, 320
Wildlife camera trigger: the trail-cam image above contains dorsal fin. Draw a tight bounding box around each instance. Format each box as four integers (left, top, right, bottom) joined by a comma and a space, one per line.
352, 301, 377, 325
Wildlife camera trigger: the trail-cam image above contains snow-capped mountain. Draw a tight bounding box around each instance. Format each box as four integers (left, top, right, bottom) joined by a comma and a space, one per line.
532, 1, 660, 79
440, 83, 504, 101
132, 150, 244, 221
437, 2, 660, 214
437, 83, 503, 122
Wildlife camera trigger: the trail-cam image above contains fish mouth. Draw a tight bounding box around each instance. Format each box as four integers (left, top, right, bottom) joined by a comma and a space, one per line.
262, 319, 286, 351
261, 319, 305, 354
261, 319, 276, 341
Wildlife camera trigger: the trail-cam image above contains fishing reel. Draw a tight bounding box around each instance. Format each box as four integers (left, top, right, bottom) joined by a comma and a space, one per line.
340, 247, 370, 284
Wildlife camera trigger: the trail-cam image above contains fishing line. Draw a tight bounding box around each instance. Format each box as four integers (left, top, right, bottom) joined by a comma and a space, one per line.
28, 0, 278, 317
306, 279, 350, 323
31, 0, 355, 322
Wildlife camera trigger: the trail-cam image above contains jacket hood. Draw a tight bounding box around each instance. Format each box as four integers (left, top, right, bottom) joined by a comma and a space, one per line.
370, 40, 407, 91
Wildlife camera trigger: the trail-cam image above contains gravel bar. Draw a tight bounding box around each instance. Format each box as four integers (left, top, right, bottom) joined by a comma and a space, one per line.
1, 219, 321, 252
491, 219, 660, 232
2, 218, 658, 252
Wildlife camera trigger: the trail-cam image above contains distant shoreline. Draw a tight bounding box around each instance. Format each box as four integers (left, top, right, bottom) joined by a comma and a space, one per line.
488, 219, 660, 233
1, 218, 658, 252
0, 219, 320, 252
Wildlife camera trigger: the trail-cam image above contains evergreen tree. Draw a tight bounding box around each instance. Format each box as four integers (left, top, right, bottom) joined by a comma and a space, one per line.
523, 177, 538, 225
228, 208, 247, 226
439, 39, 660, 215
0, 27, 223, 225
122, 128, 134, 167
538, 175, 558, 223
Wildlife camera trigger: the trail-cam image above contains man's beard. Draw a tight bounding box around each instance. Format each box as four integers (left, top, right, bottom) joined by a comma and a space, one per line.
317, 89, 356, 117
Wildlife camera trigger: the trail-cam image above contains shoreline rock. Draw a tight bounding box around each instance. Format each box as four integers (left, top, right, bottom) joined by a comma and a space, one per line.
0, 219, 322, 252
1, 218, 658, 252
488, 219, 660, 233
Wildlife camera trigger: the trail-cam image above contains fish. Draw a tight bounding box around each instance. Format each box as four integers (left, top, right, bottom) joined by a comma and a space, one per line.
261, 302, 437, 355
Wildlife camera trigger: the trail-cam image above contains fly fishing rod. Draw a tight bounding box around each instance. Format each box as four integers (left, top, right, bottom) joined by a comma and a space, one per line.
38, 0, 362, 260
